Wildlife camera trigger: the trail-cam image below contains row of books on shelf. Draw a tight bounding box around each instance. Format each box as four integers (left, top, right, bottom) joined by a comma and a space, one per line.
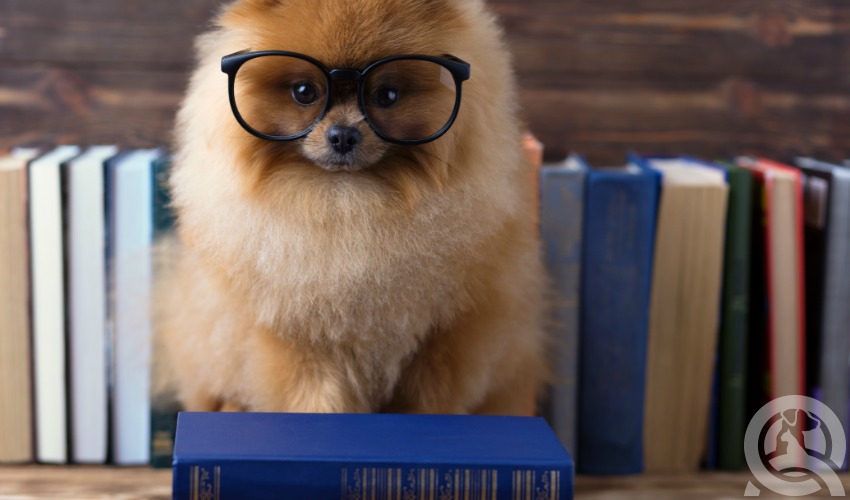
0, 145, 176, 466
3, 141, 848, 476
537, 150, 850, 474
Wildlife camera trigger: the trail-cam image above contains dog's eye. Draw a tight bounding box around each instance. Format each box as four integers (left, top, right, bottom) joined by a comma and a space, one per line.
373, 86, 399, 108
291, 82, 319, 105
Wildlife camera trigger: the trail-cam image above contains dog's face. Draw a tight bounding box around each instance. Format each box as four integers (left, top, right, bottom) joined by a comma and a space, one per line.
219, 0, 471, 185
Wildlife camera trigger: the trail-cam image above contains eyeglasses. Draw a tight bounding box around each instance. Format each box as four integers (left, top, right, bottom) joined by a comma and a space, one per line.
221, 50, 471, 145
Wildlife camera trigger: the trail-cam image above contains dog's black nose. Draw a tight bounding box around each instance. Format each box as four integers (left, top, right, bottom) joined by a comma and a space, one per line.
327, 126, 361, 155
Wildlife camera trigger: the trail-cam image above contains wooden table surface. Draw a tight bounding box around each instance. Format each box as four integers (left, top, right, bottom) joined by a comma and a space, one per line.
0, 466, 847, 499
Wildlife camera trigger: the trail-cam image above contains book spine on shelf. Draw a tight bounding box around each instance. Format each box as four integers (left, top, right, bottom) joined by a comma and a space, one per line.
29, 145, 81, 464
818, 168, 850, 470
577, 168, 659, 474
173, 460, 573, 500
717, 166, 753, 471
539, 163, 585, 456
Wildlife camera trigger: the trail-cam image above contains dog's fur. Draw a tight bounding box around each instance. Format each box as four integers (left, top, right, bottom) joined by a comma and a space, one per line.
161, 0, 546, 415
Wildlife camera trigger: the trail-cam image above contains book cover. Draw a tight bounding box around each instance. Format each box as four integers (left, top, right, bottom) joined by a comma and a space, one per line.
173, 412, 574, 500
62, 145, 118, 464
639, 156, 729, 473
736, 157, 806, 401
28, 145, 81, 464
796, 157, 850, 471
716, 162, 753, 471
0, 150, 40, 463
576, 158, 659, 475
106, 148, 161, 465
538, 155, 585, 456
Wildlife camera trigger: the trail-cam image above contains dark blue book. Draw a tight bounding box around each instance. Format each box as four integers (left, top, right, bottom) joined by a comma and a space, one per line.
577, 159, 660, 475
539, 155, 586, 456
149, 154, 183, 469
173, 412, 574, 500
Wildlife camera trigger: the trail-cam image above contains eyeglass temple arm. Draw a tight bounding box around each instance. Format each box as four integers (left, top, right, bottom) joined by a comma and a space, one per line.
221, 49, 252, 74
441, 54, 471, 81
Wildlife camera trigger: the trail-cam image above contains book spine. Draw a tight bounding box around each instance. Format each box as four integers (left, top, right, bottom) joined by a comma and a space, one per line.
65, 156, 109, 464
29, 159, 68, 464
717, 167, 753, 471
539, 166, 584, 456
819, 171, 850, 470
173, 460, 573, 500
150, 155, 180, 468
0, 166, 34, 463
745, 170, 770, 419
793, 171, 807, 397
801, 171, 828, 401
110, 152, 155, 464
577, 171, 658, 474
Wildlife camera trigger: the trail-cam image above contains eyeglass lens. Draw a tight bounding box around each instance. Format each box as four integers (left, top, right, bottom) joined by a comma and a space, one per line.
363, 59, 457, 142
234, 55, 329, 138
233, 56, 458, 141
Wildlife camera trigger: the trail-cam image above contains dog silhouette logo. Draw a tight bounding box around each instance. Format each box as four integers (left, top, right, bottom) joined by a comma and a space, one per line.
745, 395, 846, 496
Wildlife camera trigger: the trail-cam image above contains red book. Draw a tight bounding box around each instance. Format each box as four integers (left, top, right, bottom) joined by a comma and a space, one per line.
737, 157, 806, 399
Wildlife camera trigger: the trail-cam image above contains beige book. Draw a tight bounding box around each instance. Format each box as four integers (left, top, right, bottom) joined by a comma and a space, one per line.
641, 158, 729, 473
0, 151, 37, 463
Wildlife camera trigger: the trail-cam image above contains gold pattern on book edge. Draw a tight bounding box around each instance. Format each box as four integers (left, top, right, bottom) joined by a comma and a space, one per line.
189, 465, 220, 500
341, 468, 516, 500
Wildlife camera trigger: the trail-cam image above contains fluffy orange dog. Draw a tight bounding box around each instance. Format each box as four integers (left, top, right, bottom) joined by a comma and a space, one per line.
161, 0, 546, 415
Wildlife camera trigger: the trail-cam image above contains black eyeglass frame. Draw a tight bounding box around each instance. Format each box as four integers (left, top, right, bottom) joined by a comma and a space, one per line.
221, 50, 471, 145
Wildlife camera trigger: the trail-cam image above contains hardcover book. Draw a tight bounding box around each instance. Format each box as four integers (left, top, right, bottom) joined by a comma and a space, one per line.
736, 157, 806, 401
173, 412, 574, 499
715, 162, 754, 471
29, 145, 82, 463
576, 157, 659, 475
106, 148, 161, 465
0, 150, 40, 463
639, 156, 729, 473
539, 154, 586, 456
150, 155, 183, 468
63, 145, 118, 464
796, 157, 850, 471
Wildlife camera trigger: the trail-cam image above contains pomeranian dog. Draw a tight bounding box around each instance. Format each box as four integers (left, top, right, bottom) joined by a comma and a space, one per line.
161, 0, 546, 415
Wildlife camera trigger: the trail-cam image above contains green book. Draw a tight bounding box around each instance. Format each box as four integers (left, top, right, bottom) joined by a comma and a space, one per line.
716, 163, 753, 471
149, 154, 182, 468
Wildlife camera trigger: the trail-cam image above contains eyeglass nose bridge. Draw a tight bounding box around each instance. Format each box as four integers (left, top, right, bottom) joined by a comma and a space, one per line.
328, 69, 362, 81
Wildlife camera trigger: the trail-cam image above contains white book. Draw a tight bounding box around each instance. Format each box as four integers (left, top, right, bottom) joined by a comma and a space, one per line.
64, 146, 118, 463
29, 145, 81, 463
107, 148, 160, 465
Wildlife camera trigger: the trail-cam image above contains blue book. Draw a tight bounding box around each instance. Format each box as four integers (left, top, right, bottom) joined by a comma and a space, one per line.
105, 148, 162, 465
577, 158, 659, 474
173, 412, 574, 499
539, 155, 586, 456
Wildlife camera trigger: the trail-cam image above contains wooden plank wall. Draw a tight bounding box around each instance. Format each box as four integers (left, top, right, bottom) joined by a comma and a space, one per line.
1, 0, 849, 163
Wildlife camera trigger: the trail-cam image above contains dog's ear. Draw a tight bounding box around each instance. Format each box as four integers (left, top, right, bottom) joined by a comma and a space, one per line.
234, 0, 282, 8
